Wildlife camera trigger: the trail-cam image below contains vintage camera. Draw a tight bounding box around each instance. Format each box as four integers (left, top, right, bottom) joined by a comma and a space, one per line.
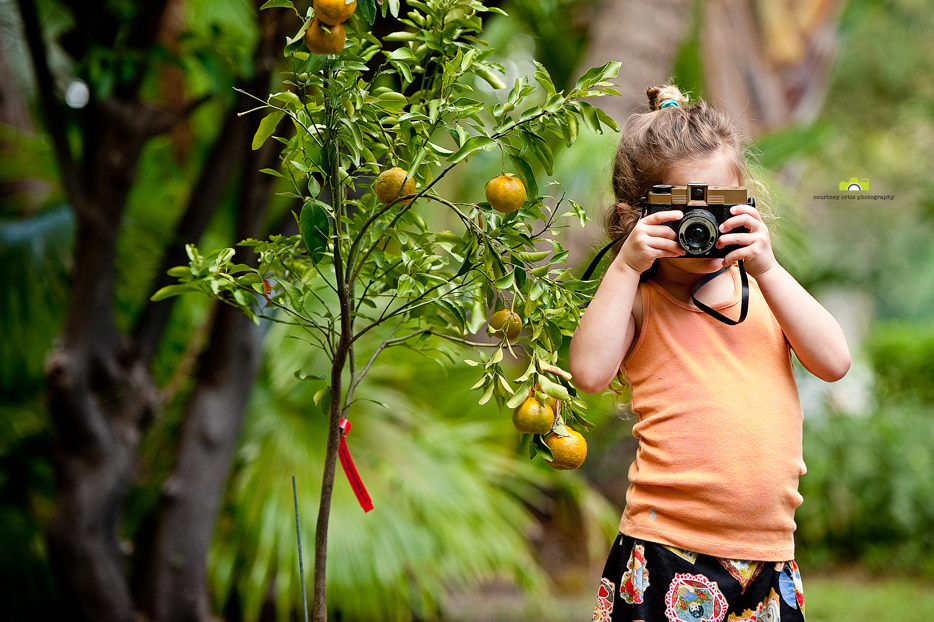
643, 183, 753, 258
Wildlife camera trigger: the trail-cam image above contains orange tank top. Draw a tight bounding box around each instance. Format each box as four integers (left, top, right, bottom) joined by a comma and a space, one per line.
619, 267, 805, 561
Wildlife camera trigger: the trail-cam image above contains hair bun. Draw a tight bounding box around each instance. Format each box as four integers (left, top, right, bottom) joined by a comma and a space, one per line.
647, 84, 688, 111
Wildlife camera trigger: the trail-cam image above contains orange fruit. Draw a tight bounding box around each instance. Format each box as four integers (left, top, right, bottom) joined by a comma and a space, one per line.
485, 174, 526, 213
304, 19, 345, 55
314, 0, 357, 25
544, 428, 587, 470
375, 167, 416, 204
512, 396, 555, 435
488, 309, 521, 341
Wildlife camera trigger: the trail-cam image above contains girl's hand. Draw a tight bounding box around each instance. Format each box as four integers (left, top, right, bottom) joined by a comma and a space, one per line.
618, 209, 685, 273
718, 204, 777, 276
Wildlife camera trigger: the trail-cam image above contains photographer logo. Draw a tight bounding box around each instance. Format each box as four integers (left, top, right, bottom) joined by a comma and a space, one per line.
814, 177, 893, 202
839, 177, 868, 192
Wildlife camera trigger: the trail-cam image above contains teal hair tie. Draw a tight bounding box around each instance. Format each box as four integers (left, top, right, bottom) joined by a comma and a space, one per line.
659, 99, 680, 109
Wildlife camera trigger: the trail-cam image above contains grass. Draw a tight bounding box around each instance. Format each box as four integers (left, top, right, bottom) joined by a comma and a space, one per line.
444, 571, 934, 622
805, 573, 934, 622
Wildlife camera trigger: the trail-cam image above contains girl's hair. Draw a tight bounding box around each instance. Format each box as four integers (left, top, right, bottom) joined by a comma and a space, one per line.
604, 84, 769, 256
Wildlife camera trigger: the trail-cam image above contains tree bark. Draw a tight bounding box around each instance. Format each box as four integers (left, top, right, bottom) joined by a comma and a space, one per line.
141, 130, 285, 622
701, 0, 842, 136
15, 0, 291, 618
575, 0, 697, 124
141, 7, 292, 619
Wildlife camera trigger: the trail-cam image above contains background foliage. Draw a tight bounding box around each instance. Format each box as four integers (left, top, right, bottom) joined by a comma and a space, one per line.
3, 0, 934, 620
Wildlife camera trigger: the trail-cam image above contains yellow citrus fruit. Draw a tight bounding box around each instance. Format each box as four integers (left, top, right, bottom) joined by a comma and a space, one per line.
375, 167, 416, 204
512, 396, 555, 435
313, 0, 357, 25
304, 19, 345, 55
485, 174, 526, 213
544, 428, 587, 470
488, 309, 521, 341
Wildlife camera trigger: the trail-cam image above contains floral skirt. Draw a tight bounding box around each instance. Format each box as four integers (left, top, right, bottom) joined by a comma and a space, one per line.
593, 534, 806, 622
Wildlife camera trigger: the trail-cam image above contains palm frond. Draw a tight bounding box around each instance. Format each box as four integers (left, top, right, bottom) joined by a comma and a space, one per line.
209, 322, 555, 622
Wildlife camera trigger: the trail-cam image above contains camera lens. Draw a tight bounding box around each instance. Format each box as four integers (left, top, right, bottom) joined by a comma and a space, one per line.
691, 187, 705, 201
677, 209, 718, 255
685, 224, 711, 249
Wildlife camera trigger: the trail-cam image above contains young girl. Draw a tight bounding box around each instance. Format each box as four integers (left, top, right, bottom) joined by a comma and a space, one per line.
571, 85, 851, 622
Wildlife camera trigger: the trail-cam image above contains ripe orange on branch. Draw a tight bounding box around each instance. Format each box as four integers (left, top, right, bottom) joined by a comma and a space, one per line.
488, 309, 522, 341
485, 174, 526, 213
375, 167, 416, 204
304, 19, 345, 55
313, 0, 357, 25
544, 428, 587, 470
512, 396, 555, 435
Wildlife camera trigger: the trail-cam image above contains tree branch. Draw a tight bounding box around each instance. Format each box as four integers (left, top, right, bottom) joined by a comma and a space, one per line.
14, 0, 85, 210
132, 105, 249, 363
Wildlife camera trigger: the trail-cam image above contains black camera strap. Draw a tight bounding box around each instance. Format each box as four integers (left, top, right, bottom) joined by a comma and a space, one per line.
579, 238, 749, 326
690, 259, 749, 325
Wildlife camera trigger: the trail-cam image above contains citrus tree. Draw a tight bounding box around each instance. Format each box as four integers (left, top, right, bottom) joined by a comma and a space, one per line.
156, 0, 620, 617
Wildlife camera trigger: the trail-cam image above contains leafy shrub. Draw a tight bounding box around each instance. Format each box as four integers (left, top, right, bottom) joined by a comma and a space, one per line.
797, 404, 934, 577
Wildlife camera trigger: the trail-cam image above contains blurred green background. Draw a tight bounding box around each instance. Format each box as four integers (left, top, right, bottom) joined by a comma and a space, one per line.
2, 0, 934, 620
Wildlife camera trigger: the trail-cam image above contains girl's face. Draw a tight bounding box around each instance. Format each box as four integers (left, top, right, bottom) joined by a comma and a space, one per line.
660, 151, 742, 275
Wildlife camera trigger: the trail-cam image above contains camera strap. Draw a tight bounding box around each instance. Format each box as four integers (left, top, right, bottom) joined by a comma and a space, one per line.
690, 259, 749, 325
579, 238, 749, 326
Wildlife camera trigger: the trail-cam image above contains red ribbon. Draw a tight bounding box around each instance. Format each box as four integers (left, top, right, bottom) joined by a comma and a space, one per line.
338, 418, 373, 513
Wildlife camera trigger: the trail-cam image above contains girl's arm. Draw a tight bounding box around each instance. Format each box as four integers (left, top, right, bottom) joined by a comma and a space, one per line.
719, 204, 851, 382
570, 209, 684, 393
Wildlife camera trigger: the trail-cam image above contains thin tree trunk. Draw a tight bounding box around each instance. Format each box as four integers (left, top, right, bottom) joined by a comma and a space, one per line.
313, 352, 347, 622
141, 304, 265, 622
140, 10, 291, 619
141, 104, 289, 622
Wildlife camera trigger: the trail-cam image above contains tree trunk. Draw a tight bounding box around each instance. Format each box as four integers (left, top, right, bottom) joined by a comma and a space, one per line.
141, 304, 265, 622
13, 0, 291, 618
575, 0, 697, 124
701, 0, 842, 136
44, 102, 166, 622
140, 10, 290, 618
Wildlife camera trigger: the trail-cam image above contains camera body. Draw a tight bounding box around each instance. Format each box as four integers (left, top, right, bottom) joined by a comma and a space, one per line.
643, 183, 752, 258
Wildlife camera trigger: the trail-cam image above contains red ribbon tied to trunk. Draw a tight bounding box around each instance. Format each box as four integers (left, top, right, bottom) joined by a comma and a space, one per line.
338, 418, 373, 513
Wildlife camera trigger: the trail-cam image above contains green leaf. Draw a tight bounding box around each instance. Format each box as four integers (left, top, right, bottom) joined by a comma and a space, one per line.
252, 110, 286, 150
448, 135, 496, 163
532, 434, 554, 461
494, 271, 515, 290
506, 383, 531, 409
358, 0, 377, 24
560, 113, 578, 148
270, 91, 302, 110
377, 91, 409, 110
516, 250, 550, 262
538, 374, 571, 401
573, 61, 621, 92
150, 284, 193, 301
527, 132, 554, 175
576, 101, 603, 135
299, 202, 329, 265
507, 153, 538, 199
473, 65, 506, 89
294, 369, 325, 382
478, 381, 495, 405
388, 47, 417, 61
260, 0, 294, 9
593, 106, 620, 132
